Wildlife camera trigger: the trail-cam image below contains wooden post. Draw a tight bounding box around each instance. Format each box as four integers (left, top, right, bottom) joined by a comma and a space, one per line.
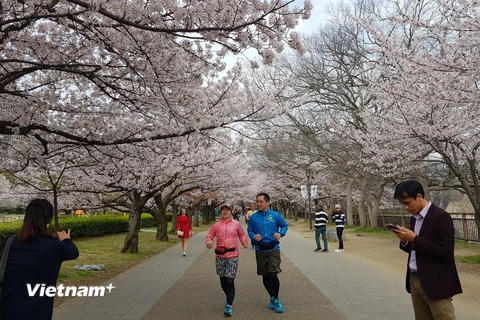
462, 214, 469, 243
381, 212, 385, 228
400, 211, 405, 226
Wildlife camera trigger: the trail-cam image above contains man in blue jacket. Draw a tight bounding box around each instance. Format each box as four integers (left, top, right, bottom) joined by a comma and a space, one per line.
247, 193, 288, 313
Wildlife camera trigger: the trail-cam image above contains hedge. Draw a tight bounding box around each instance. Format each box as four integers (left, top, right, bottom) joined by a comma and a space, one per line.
0, 206, 25, 215
0, 214, 157, 241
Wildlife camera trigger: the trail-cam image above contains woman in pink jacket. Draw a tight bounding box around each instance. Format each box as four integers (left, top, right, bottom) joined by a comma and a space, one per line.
205, 204, 248, 317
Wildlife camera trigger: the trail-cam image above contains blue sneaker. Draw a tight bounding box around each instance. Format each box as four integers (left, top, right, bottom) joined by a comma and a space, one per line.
268, 297, 276, 309
274, 299, 283, 313
224, 305, 232, 316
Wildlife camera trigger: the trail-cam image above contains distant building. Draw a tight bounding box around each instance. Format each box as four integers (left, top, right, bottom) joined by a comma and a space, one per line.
445, 195, 474, 214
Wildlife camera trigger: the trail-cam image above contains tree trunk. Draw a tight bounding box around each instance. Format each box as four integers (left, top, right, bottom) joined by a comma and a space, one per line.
365, 198, 373, 227
443, 166, 480, 241
358, 176, 368, 227
202, 205, 208, 225
53, 187, 59, 232
292, 202, 298, 221
193, 206, 200, 227
210, 201, 217, 223
370, 182, 387, 228
155, 215, 168, 241
346, 178, 353, 226
357, 199, 367, 227
153, 195, 169, 242
286, 201, 292, 219
121, 192, 142, 253
203, 202, 214, 225
371, 197, 380, 228
474, 207, 480, 239
171, 203, 178, 233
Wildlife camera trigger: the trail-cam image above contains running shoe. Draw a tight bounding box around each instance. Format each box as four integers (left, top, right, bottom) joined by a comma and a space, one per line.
268, 297, 276, 309
274, 299, 284, 313
224, 305, 232, 316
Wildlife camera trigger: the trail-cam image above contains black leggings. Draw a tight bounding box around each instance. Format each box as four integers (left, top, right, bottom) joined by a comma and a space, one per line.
262, 272, 280, 299
220, 276, 235, 305
337, 227, 344, 249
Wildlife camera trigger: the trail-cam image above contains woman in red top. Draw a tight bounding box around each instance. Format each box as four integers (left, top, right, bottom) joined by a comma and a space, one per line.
175, 208, 192, 257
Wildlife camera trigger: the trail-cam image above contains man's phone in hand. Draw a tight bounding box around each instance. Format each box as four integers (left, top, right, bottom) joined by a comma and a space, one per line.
385, 223, 400, 230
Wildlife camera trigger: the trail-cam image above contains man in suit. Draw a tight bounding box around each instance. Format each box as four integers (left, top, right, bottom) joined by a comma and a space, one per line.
391, 180, 462, 320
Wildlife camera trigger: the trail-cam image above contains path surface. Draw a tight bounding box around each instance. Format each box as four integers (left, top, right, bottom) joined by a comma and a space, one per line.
53, 222, 477, 320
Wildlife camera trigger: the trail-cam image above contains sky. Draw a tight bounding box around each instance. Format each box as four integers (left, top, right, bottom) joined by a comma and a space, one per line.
294, 0, 340, 35
222, 0, 342, 70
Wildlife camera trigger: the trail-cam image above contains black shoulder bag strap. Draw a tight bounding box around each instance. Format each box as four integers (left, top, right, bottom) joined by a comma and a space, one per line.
0, 234, 16, 296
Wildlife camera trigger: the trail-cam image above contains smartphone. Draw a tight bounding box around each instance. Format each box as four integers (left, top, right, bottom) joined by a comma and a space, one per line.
385, 223, 400, 230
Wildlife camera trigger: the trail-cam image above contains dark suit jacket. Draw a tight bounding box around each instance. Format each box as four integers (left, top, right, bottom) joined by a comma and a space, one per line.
399, 203, 462, 300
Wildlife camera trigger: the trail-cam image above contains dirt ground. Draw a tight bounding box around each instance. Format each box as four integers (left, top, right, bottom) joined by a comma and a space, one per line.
287, 221, 480, 309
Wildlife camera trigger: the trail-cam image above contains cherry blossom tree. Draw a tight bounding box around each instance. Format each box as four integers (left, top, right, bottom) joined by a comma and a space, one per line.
0, 174, 38, 209
71, 131, 241, 252
240, 0, 390, 226
359, 0, 480, 233
240, 0, 460, 228
1, 2, 316, 246
1, 0, 312, 155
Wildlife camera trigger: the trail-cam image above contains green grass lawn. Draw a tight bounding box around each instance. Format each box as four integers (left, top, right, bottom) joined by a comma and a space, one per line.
354, 226, 391, 235
58, 230, 178, 283
454, 239, 480, 264
456, 255, 480, 264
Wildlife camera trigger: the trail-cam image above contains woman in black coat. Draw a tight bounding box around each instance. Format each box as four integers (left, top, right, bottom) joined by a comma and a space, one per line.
0, 199, 79, 320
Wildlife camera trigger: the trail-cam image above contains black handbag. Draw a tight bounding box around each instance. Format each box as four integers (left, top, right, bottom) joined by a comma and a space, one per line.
0, 235, 16, 319
214, 247, 236, 255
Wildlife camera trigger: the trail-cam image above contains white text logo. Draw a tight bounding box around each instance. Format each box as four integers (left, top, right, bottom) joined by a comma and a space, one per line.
26, 283, 115, 297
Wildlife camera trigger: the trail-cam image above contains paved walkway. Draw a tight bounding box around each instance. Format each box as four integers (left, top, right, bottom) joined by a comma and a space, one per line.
54, 223, 477, 320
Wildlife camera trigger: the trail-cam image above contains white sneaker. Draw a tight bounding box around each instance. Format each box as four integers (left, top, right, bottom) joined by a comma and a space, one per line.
334, 249, 342, 253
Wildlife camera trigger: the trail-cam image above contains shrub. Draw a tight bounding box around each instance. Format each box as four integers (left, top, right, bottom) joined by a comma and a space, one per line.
0, 206, 25, 215
0, 213, 156, 241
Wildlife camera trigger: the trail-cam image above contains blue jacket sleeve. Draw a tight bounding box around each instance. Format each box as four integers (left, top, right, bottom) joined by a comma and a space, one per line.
276, 214, 288, 237
247, 218, 256, 240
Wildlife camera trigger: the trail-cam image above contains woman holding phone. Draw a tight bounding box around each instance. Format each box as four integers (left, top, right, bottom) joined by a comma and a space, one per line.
0, 199, 79, 320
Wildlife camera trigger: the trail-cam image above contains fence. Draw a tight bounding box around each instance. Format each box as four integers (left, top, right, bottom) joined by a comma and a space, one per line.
374, 212, 479, 243
0, 214, 23, 223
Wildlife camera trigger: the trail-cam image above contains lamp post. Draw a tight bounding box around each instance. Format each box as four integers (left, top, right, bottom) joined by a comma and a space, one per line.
306, 168, 312, 230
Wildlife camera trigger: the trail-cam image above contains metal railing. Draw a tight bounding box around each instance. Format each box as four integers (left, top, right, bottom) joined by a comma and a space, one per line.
379, 212, 479, 243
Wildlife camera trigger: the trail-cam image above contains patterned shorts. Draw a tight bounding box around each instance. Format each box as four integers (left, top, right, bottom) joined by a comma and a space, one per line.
215, 257, 239, 278
255, 249, 282, 275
